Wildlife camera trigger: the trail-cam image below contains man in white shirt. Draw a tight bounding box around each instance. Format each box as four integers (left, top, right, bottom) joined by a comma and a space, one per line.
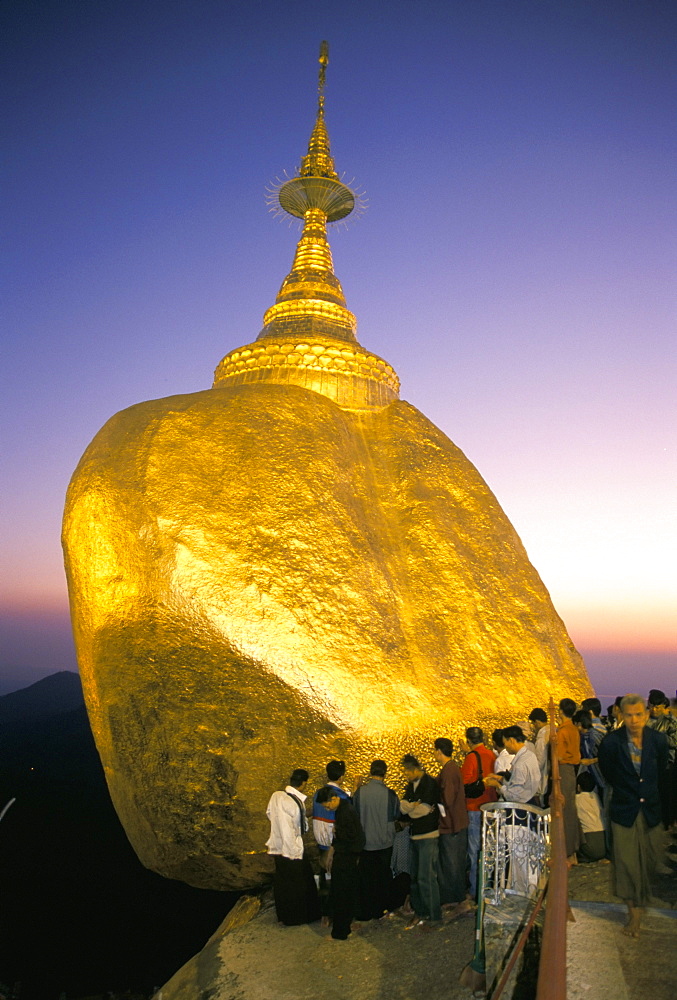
492, 729, 515, 775
575, 771, 607, 863
266, 768, 321, 925
485, 728, 543, 895
528, 708, 550, 804
487, 728, 541, 805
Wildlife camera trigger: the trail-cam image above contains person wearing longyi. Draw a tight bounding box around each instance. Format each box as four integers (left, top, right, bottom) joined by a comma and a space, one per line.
266, 768, 321, 926
598, 694, 669, 939
315, 784, 365, 940
556, 698, 582, 862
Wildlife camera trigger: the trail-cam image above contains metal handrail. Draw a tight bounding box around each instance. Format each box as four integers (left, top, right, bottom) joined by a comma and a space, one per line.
489, 881, 548, 1000
481, 801, 551, 905
463, 701, 571, 999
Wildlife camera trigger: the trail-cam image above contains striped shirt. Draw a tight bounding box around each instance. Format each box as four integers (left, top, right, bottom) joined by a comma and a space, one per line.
627, 737, 642, 775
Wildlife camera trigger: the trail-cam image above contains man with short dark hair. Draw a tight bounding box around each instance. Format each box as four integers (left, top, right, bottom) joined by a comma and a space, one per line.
354, 760, 399, 920
574, 709, 606, 795
461, 727, 497, 899
557, 698, 582, 861
316, 784, 365, 940
612, 696, 624, 729
433, 737, 470, 914
312, 760, 351, 862
399, 754, 441, 924
484, 728, 542, 894
582, 697, 607, 738
485, 728, 541, 805
648, 689, 677, 829
528, 708, 550, 804
266, 768, 321, 925
492, 728, 514, 774
598, 694, 670, 938
647, 690, 677, 762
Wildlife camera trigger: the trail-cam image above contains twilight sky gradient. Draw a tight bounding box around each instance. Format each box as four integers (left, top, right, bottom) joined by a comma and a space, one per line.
2, 0, 675, 697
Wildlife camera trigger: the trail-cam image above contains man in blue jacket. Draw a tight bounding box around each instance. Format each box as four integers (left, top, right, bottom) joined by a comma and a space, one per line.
598, 693, 669, 938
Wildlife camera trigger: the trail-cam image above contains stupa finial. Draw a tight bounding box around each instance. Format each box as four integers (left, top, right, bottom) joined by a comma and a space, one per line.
318, 40, 329, 109
273, 41, 356, 220
259, 41, 359, 340
213, 43, 399, 411
297, 41, 337, 181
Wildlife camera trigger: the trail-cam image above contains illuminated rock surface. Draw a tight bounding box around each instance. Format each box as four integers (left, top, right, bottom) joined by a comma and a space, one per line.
62, 45, 591, 890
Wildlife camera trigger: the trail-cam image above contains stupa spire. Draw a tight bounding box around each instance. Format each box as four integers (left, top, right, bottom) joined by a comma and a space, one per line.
300, 40, 338, 180
213, 42, 399, 411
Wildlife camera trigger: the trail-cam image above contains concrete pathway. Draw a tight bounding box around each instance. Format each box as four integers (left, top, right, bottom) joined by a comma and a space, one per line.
567, 903, 676, 1000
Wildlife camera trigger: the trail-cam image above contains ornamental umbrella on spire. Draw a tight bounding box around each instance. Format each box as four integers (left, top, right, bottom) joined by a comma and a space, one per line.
277, 41, 356, 218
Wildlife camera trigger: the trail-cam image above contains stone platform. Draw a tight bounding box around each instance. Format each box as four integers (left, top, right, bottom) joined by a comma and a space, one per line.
157, 832, 677, 1000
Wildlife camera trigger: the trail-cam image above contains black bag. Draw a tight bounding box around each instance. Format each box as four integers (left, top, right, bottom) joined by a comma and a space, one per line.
463, 750, 485, 798
285, 791, 307, 834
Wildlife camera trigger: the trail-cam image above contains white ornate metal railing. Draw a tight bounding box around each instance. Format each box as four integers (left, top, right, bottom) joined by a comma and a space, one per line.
480, 801, 551, 904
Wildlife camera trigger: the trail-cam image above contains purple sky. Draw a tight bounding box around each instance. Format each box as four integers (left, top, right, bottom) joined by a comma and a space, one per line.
2, 1, 675, 697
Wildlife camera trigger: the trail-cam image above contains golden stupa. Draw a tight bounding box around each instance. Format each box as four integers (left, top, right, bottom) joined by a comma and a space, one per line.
62, 44, 591, 890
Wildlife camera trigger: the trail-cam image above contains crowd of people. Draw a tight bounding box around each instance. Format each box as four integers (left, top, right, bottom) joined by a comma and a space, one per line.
265, 689, 676, 941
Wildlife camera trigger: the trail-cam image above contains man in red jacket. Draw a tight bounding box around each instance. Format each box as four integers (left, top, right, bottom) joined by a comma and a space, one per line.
461, 727, 498, 899
433, 737, 470, 915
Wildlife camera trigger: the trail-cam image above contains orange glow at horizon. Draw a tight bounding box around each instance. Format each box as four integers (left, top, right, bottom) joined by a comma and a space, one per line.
562, 602, 676, 653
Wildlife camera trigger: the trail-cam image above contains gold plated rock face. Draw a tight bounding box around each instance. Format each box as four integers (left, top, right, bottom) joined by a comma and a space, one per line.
62, 43, 592, 890
63, 383, 590, 889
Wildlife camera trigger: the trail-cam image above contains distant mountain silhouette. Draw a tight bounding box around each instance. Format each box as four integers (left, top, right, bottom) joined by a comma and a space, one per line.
0, 670, 83, 725
0, 672, 238, 1000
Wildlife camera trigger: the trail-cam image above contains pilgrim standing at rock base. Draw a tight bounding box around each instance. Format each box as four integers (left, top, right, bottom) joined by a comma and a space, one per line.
316, 784, 365, 940
433, 737, 470, 912
556, 698, 582, 861
598, 694, 669, 938
266, 768, 321, 926
461, 727, 497, 899
399, 754, 441, 924
354, 759, 399, 920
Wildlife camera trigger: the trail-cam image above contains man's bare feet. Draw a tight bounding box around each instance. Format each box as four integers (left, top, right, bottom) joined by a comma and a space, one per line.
443, 899, 475, 922
622, 903, 642, 938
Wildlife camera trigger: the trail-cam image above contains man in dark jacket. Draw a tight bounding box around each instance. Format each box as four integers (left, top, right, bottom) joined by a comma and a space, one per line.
399, 754, 441, 924
316, 784, 365, 940
598, 693, 670, 938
